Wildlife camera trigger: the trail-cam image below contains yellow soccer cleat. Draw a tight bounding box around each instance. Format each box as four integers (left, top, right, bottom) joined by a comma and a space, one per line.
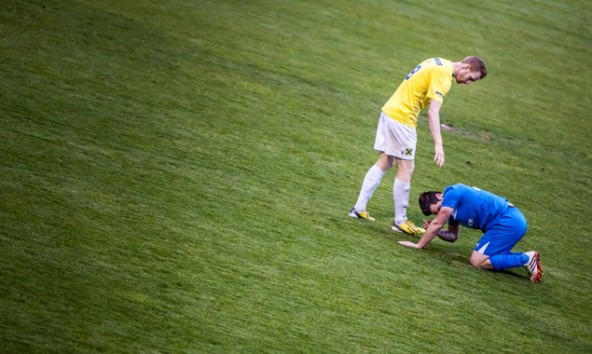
392, 220, 425, 236
349, 208, 375, 221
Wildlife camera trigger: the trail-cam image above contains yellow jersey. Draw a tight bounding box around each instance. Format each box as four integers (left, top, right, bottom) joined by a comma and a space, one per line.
381, 58, 454, 128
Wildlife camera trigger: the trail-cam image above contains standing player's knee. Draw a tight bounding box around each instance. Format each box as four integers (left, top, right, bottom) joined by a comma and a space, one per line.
377, 154, 395, 170
396, 160, 415, 180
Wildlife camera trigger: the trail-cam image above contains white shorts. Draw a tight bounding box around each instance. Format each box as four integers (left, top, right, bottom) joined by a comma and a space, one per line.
373, 112, 417, 160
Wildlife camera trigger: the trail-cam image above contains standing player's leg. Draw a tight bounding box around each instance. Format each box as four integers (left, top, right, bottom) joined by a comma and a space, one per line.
350, 153, 392, 221
377, 114, 425, 236
350, 114, 391, 221
392, 159, 414, 226
391, 160, 424, 235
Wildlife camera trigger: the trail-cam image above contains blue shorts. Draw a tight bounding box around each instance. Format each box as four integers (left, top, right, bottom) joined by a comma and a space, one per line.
473, 207, 528, 256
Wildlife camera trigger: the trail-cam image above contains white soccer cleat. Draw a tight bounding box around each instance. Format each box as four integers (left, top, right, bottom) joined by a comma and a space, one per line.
524, 251, 543, 283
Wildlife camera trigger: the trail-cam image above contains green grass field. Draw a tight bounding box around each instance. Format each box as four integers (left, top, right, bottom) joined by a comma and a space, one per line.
1, 0, 591, 352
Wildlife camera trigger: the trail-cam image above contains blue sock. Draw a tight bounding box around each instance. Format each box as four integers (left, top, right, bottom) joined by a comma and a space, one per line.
489, 252, 528, 271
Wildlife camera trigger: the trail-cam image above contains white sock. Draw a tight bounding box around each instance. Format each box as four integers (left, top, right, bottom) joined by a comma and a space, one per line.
393, 178, 410, 225
354, 165, 385, 212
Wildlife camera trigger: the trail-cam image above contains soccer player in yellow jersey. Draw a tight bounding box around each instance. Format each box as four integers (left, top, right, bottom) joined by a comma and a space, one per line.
349, 56, 487, 236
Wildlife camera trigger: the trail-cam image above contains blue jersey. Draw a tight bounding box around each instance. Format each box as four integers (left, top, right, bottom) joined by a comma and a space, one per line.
442, 184, 511, 231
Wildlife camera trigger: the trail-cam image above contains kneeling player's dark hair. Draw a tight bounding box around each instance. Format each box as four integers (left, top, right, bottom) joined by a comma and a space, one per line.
419, 191, 441, 216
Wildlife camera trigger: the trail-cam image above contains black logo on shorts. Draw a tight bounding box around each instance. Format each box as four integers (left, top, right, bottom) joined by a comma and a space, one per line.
404, 148, 413, 156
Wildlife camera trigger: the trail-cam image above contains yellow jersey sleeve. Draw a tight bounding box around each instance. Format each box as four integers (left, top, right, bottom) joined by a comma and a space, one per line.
381, 58, 454, 128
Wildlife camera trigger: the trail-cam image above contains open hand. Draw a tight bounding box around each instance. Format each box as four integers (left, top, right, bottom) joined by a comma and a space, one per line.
398, 240, 419, 248
434, 148, 445, 168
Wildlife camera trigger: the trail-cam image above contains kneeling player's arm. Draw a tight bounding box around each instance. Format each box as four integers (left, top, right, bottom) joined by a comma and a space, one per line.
437, 220, 460, 242
416, 207, 454, 249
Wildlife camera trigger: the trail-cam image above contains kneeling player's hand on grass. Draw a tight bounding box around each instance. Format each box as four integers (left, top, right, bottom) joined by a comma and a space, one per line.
398, 240, 419, 248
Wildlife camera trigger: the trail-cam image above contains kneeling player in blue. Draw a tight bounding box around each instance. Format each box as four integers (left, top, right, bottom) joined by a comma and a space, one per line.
398, 184, 543, 283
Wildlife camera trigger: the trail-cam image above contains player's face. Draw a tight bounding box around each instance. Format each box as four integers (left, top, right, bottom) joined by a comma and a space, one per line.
455, 68, 481, 85
430, 201, 443, 214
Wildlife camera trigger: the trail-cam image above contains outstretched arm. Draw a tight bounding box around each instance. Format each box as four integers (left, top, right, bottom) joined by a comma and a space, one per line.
399, 206, 454, 249
427, 99, 445, 167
